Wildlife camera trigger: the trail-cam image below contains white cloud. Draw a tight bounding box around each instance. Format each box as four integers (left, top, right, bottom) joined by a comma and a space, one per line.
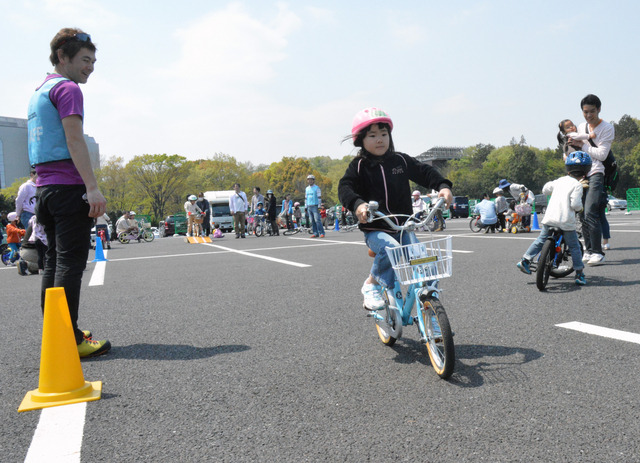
306, 6, 337, 24
166, 3, 301, 96
390, 23, 426, 45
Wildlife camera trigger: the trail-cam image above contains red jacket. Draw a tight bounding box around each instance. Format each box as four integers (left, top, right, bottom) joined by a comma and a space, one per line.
6, 223, 26, 243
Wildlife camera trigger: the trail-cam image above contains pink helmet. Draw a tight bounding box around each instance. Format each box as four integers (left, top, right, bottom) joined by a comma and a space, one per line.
351, 107, 393, 140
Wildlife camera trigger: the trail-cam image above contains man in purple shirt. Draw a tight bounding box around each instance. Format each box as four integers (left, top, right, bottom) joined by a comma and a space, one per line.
29, 28, 110, 358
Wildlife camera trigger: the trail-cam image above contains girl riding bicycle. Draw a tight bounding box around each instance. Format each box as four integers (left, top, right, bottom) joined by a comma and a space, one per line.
516, 151, 590, 285
338, 108, 453, 310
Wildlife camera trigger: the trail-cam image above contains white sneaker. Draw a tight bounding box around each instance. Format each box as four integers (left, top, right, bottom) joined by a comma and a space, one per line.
588, 253, 605, 266
361, 282, 386, 310
582, 252, 593, 263
603, 243, 611, 250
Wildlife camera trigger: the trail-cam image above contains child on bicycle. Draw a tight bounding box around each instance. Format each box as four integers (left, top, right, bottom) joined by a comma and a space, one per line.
338, 108, 453, 310
516, 151, 590, 285
6, 212, 26, 264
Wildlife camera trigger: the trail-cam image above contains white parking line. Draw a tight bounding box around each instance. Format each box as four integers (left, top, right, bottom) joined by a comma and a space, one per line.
88, 250, 108, 287
202, 242, 311, 268
25, 402, 86, 463
556, 321, 640, 345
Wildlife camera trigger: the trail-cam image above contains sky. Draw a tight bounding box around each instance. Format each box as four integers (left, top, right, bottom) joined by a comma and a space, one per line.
1, 0, 639, 166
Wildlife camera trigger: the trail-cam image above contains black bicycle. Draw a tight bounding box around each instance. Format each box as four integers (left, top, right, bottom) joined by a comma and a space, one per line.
532, 227, 582, 291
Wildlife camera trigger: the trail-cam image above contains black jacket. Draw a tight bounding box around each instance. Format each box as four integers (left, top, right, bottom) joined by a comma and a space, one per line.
338, 151, 452, 232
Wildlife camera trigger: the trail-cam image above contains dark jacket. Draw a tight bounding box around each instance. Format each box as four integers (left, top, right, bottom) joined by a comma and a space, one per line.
266, 195, 277, 220
338, 151, 452, 232
196, 198, 210, 218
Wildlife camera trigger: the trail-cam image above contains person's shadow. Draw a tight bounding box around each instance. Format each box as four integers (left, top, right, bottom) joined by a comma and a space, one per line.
389, 339, 543, 388
86, 343, 250, 361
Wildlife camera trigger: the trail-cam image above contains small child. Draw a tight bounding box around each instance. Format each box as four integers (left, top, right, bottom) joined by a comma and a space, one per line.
254, 202, 266, 217
516, 151, 590, 285
28, 214, 48, 271
293, 202, 302, 227
557, 119, 594, 155
213, 224, 223, 238
338, 107, 453, 310
5, 212, 26, 264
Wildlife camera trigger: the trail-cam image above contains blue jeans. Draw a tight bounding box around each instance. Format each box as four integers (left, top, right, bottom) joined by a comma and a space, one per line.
523, 225, 584, 272
8, 243, 21, 262
580, 173, 605, 255
600, 209, 610, 240
36, 185, 93, 344
307, 205, 325, 236
20, 211, 34, 229
364, 230, 418, 288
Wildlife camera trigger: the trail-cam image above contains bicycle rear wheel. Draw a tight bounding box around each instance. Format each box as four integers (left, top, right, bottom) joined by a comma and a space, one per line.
469, 217, 482, 233
536, 239, 554, 290
419, 297, 454, 379
282, 227, 298, 236
375, 297, 402, 346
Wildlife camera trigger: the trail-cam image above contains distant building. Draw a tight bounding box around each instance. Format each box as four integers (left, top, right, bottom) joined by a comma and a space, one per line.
0, 116, 100, 189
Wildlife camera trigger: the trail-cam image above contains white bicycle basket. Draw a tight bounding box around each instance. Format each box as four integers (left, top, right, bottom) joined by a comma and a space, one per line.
386, 236, 453, 285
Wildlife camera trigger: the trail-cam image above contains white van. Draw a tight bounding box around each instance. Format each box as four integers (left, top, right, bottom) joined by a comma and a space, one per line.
203, 190, 236, 232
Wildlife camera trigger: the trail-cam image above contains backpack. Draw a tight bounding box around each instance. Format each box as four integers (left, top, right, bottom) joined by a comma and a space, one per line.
587, 126, 619, 190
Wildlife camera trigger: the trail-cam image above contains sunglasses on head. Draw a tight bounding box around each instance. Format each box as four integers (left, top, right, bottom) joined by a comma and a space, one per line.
58, 33, 92, 47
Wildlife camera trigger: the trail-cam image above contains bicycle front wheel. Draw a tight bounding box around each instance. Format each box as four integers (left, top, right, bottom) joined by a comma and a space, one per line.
282, 228, 298, 236
143, 231, 155, 242
536, 239, 554, 290
469, 217, 482, 233
255, 224, 264, 237
420, 297, 455, 379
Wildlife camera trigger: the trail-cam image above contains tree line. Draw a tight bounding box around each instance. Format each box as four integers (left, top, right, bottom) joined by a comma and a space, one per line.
2, 115, 638, 225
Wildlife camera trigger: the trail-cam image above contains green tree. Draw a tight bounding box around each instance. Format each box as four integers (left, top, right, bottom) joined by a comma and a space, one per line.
96, 156, 131, 214
188, 153, 253, 194
127, 154, 190, 222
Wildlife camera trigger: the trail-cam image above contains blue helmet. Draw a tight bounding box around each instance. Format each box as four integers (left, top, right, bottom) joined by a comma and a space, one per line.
565, 151, 592, 176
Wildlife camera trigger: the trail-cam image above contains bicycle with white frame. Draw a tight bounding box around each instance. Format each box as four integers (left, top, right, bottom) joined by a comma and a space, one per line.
365, 198, 455, 379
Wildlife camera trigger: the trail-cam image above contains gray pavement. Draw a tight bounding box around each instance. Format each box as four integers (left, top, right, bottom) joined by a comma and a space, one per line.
2, 210, 639, 462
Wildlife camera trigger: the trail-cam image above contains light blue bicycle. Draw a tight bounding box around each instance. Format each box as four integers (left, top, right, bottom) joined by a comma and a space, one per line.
365, 198, 455, 379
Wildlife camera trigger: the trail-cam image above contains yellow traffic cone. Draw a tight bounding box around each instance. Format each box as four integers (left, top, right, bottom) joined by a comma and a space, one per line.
18, 288, 102, 412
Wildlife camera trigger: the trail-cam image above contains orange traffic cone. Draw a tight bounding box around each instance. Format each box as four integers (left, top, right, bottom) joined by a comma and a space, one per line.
18, 288, 102, 412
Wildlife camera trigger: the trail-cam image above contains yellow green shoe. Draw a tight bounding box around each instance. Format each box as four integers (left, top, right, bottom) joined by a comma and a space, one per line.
77, 338, 111, 358
82, 330, 92, 340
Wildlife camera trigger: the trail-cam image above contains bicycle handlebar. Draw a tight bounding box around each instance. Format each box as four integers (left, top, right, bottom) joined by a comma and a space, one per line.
366, 198, 446, 231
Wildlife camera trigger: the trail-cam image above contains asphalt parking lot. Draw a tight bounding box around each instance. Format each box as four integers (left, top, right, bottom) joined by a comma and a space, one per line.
2, 210, 639, 462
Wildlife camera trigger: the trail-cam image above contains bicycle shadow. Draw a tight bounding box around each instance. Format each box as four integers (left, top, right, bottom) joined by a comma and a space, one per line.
390, 339, 542, 388
83, 343, 250, 361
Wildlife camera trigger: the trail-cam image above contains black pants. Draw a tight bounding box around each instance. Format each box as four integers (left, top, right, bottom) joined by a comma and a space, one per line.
36, 185, 93, 344
202, 216, 211, 236
497, 212, 507, 230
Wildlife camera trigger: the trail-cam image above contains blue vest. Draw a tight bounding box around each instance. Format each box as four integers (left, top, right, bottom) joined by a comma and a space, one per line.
305, 185, 321, 206
27, 76, 79, 165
